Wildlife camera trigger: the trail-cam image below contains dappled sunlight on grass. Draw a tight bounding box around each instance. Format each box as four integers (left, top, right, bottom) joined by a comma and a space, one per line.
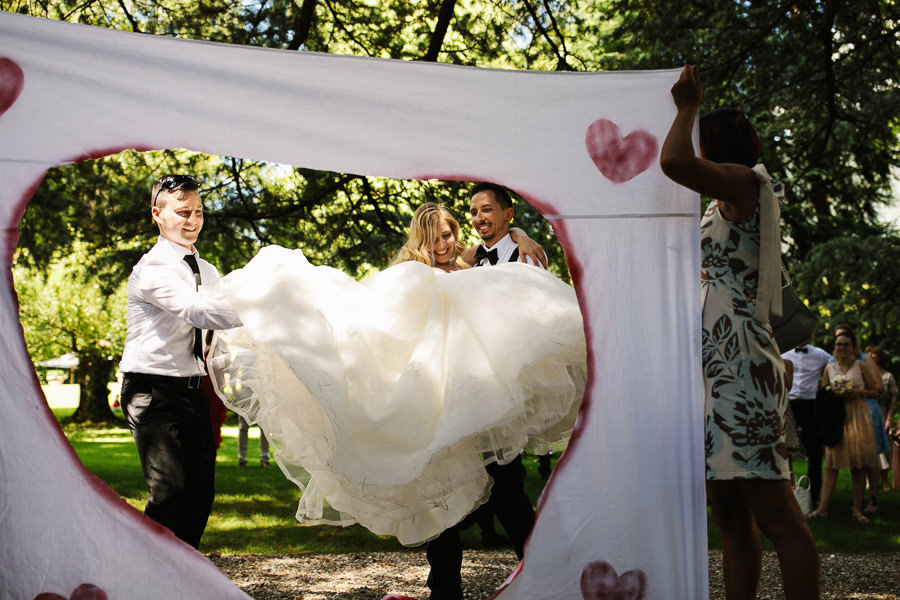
46, 387, 900, 556
211, 512, 290, 531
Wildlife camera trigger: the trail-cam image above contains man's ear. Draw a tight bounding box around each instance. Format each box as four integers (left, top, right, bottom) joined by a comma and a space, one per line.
151, 206, 161, 224
504, 206, 515, 223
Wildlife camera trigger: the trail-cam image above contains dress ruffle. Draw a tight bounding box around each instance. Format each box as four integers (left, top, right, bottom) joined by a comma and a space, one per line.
207, 245, 587, 545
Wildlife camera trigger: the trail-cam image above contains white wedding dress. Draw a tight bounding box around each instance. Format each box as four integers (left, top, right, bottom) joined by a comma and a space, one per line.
207, 245, 586, 546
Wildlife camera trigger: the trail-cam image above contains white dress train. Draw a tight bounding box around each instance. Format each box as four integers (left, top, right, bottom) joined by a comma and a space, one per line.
207, 245, 586, 546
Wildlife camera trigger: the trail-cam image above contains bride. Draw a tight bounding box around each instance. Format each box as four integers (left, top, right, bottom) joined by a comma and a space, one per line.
207, 202, 587, 546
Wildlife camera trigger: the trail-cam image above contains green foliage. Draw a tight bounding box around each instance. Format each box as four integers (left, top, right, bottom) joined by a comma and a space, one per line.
6, 0, 900, 429
603, 0, 900, 261
14, 242, 127, 364
794, 233, 900, 371
14, 241, 128, 421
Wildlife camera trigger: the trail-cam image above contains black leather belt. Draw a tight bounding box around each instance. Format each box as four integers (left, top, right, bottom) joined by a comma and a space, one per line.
126, 372, 203, 389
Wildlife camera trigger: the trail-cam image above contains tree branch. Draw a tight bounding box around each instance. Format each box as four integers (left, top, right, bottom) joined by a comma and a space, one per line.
116, 0, 140, 33
522, 0, 571, 71
228, 158, 272, 245
422, 0, 457, 62
287, 0, 319, 51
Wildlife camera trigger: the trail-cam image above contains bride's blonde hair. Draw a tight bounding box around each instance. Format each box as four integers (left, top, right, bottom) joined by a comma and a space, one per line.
393, 203, 469, 269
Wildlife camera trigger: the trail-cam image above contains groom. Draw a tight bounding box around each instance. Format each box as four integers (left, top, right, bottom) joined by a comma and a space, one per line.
426, 181, 541, 600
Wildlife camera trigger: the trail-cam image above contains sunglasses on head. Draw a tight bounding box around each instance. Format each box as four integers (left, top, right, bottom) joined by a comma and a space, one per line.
153, 175, 199, 206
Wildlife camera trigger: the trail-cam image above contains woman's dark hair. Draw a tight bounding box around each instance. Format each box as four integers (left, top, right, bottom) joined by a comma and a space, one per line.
836, 331, 858, 349
699, 108, 761, 168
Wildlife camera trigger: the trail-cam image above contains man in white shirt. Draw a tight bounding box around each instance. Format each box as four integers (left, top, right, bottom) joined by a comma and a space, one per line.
781, 344, 831, 508
427, 182, 541, 600
119, 174, 242, 548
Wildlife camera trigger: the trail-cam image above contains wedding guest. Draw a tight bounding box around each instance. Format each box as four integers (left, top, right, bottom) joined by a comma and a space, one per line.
831, 327, 886, 510
834, 324, 867, 362
119, 174, 242, 548
808, 332, 882, 522
237, 416, 270, 468
865, 346, 896, 492
660, 65, 819, 600
781, 344, 831, 507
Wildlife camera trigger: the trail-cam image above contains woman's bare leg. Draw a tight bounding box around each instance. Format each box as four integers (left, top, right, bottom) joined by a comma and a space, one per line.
850, 468, 869, 521
808, 468, 838, 517
742, 479, 820, 600
707, 480, 761, 600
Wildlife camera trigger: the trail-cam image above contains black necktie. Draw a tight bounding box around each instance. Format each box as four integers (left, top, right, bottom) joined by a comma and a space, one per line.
474, 245, 499, 266
182, 254, 204, 361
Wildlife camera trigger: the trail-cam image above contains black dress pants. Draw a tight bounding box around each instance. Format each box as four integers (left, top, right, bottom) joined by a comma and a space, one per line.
790, 398, 824, 506
426, 455, 535, 599
121, 372, 216, 548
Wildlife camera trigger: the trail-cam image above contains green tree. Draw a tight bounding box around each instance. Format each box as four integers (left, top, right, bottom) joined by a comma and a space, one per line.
603, 0, 900, 261
794, 233, 900, 371
14, 242, 128, 423
9, 0, 900, 366
6, 0, 606, 280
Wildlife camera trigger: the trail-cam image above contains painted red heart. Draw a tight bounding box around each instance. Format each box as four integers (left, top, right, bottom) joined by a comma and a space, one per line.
585, 119, 658, 184
69, 583, 109, 600
33, 583, 108, 600
580, 560, 648, 600
0, 57, 24, 118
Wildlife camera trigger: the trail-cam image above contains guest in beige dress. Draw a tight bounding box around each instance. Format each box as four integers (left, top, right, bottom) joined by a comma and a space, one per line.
808, 331, 883, 522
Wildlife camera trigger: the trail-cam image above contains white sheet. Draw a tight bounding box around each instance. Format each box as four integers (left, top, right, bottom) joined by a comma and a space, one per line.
0, 12, 706, 600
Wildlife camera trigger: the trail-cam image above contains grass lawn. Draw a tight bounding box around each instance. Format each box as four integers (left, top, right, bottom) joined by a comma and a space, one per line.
46, 385, 900, 555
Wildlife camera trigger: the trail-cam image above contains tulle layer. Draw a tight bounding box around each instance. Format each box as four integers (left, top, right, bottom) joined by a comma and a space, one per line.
208, 245, 586, 545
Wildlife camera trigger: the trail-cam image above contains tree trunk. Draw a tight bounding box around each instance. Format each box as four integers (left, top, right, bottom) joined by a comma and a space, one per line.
70, 352, 118, 424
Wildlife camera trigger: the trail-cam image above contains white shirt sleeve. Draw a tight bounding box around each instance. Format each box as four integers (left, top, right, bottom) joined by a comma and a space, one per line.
134, 261, 241, 330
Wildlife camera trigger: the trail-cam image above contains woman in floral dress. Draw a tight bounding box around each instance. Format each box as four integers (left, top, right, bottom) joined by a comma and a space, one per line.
660, 65, 819, 600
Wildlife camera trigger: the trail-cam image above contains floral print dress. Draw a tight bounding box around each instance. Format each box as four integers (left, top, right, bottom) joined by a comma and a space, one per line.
701, 165, 790, 480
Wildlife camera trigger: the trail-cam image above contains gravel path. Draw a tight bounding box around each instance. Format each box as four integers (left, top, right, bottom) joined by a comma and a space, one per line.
209, 550, 900, 599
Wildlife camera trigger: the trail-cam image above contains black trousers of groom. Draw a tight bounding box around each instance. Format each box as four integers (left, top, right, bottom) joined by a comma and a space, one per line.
426, 455, 535, 600
121, 372, 217, 548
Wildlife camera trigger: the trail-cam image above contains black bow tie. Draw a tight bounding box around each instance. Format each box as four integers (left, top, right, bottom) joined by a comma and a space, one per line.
474, 245, 499, 265
796, 345, 808, 353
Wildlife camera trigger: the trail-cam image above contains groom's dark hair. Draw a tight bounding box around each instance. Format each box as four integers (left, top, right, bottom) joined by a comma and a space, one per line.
469, 181, 514, 211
